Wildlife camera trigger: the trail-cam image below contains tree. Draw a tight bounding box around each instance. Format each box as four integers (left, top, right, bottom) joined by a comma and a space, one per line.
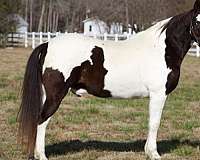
29, 0, 33, 32
38, 0, 46, 32
0, 0, 21, 47
1, 0, 196, 34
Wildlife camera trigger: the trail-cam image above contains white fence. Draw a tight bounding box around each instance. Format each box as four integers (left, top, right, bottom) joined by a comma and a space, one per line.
7, 32, 200, 57
23, 32, 132, 49
188, 42, 200, 58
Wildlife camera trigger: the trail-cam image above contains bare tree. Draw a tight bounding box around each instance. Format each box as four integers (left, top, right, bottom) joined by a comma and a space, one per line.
29, 0, 33, 32
38, 0, 46, 32
125, 0, 129, 30
24, 0, 28, 22
16, 0, 198, 32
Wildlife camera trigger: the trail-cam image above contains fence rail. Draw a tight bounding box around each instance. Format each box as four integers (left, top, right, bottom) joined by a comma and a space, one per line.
6, 32, 200, 57
7, 32, 132, 49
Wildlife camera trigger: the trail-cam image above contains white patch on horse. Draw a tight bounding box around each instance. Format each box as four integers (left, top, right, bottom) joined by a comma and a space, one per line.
75, 89, 88, 96
196, 14, 200, 22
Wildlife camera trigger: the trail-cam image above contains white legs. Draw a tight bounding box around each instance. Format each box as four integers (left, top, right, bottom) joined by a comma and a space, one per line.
34, 85, 50, 160
34, 118, 51, 160
145, 91, 167, 160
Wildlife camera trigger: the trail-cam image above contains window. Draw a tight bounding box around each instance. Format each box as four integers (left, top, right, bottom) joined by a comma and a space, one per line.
89, 25, 92, 32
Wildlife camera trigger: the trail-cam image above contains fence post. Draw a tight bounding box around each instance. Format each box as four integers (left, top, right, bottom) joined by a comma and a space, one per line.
32, 32, 35, 49
39, 32, 43, 44
115, 34, 118, 42
56, 32, 59, 37
25, 32, 28, 48
11, 32, 14, 47
48, 32, 51, 41
196, 43, 200, 57
104, 33, 107, 41
127, 33, 130, 40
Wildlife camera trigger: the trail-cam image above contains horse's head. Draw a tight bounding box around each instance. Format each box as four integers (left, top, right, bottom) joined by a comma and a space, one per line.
191, 0, 200, 44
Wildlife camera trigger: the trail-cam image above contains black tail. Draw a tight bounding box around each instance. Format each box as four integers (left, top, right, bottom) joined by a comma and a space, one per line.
18, 43, 48, 155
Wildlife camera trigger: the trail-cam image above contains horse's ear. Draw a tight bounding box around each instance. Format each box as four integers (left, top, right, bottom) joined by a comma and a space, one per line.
194, 0, 200, 12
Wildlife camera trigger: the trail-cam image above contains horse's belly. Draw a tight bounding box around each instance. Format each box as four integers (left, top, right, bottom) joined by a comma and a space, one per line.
105, 82, 149, 98
104, 67, 149, 98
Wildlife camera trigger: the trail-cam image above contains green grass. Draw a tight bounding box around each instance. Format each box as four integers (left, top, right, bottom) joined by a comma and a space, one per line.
173, 146, 194, 156
0, 91, 17, 102
0, 48, 200, 160
8, 115, 17, 125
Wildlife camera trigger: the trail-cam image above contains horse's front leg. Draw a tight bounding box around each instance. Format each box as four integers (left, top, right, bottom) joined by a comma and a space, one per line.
145, 90, 167, 160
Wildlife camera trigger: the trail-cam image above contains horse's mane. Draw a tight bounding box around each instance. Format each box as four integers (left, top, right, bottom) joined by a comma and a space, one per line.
161, 10, 193, 33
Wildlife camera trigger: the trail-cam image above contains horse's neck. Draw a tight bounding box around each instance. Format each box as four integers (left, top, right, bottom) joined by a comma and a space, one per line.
165, 12, 193, 70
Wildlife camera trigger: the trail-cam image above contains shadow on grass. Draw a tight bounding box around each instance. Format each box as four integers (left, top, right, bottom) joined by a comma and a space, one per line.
46, 139, 200, 157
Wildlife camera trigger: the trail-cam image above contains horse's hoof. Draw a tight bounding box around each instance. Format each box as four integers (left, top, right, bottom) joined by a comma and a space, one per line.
145, 151, 161, 160
35, 153, 48, 160
28, 156, 36, 160
145, 145, 161, 160
34, 152, 48, 160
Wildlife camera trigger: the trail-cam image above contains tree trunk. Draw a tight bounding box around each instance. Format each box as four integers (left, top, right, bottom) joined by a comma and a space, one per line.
52, 11, 56, 32
44, 12, 47, 33
70, 12, 76, 32
55, 13, 59, 32
125, 0, 129, 31
47, 0, 52, 32
38, 0, 46, 32
29, 0, 33, 32
25, 0, 29, 22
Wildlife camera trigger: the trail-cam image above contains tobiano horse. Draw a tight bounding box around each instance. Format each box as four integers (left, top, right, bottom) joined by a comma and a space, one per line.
18, 1, 200, 159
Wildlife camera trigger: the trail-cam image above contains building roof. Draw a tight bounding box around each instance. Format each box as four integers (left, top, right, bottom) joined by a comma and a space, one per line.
11, 14, 28, 27
83, 17, 106, 24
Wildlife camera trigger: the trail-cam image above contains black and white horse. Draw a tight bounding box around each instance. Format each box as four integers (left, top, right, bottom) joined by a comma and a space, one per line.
18, 1, 200, 160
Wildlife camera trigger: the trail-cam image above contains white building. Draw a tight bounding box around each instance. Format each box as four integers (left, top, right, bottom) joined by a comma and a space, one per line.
83, 17, 136, 35
83, 18, 109, 35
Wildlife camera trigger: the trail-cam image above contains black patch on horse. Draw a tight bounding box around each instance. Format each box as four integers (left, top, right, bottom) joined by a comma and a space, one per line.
40, 68, 67, 123
162, 11, 194, 94
40, 66, 82, 123
71, 46, 111, 97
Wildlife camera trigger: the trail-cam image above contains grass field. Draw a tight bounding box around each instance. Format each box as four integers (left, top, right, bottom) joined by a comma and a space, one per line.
0, 48, 200, 160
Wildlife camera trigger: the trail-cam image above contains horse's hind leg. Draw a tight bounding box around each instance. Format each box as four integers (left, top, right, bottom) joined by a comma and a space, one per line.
34, 67, 80, 160
33, 84, 49, 160
145, 90, 167, 160
34, 118, 50, 160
